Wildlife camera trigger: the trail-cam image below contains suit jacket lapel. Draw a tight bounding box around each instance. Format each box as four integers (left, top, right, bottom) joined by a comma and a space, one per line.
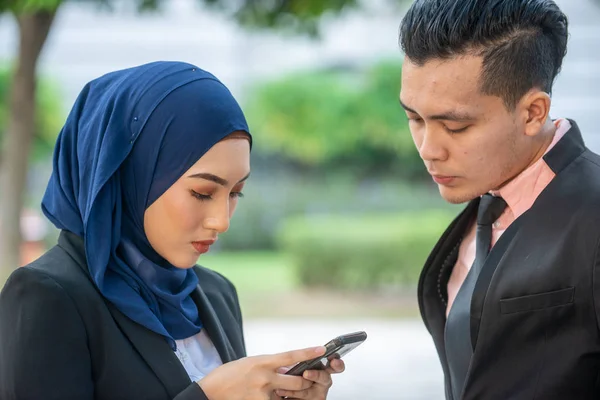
543, 119, 586, 174
418, 200, 479, 375
190, 285, 237, 363
469, 216, 525, 349
58, 231, 193, 396
58, 231, 240, 389
469, 120, 587, 348
107, 302, 193, 396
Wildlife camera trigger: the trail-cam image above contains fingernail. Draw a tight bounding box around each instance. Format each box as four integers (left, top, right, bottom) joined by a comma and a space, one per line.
315, 346, 326, 353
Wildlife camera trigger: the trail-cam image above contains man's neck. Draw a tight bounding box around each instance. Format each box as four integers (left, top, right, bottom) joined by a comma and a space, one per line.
525, 120, 557, 170
492, 120, 558, 192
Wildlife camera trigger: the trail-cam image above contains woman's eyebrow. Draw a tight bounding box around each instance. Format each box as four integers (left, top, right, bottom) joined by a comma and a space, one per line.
187, 172, 250, 186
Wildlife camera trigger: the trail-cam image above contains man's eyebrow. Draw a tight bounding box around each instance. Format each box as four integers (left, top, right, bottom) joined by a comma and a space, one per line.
399, 99, 418, 114
187, 172, 250, 186
399, 99, 476, 122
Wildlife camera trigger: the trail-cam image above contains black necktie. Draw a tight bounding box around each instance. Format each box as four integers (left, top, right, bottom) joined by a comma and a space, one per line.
445, 194, 507, 400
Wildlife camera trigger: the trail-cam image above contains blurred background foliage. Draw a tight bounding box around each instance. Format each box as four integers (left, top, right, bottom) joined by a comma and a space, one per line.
0, 66, 63, 162
0, 0, 405, 281
205, 58, 459, 312
0, 1, 459, 317
245, 60, 424, 179
215, 59, 455, 271
0, 54, 458, 311
278, 210, 456, 290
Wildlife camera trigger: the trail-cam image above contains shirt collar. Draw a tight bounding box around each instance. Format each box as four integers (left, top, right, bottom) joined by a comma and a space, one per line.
489, 119, 571, 220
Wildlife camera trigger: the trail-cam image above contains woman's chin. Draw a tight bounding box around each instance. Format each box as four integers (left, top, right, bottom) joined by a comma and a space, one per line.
168, 255, 199, 270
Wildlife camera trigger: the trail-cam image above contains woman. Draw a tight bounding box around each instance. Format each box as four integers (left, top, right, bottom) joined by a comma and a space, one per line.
0, 62, 344, 400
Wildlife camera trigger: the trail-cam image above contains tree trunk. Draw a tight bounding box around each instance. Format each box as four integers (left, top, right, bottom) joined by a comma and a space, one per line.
0, 10, 56, 283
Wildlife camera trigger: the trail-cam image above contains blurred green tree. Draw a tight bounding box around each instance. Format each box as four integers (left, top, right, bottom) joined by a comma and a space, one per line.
0, 67, 63, 163
245, 60, 422, 178
0, 0, 398, 277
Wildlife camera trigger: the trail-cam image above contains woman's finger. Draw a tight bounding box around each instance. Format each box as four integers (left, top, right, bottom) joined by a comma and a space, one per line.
272, 373, 313, 392
277, 366, 291, 374
303, 369, 332, 387
275, 386, 322, 399
266, 346, 326, 369
326, 358, 345, 374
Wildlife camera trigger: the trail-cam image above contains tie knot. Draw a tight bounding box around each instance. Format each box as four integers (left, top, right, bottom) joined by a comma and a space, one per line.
477, 194, 507, 226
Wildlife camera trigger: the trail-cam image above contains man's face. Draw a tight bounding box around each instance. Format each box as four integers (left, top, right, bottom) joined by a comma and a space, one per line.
400, 55, 534, 204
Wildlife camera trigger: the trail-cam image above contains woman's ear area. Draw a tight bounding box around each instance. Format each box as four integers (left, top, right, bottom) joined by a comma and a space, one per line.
220, 130, 252, 145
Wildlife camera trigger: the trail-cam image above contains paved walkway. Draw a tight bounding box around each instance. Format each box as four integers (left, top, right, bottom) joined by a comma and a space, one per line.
245, 319, 445, 400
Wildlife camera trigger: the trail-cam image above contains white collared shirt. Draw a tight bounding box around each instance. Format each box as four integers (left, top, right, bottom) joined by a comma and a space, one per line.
174, 330, 223, 382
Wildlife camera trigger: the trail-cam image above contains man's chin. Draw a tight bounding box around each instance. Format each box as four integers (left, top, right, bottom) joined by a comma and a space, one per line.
438, 185, 477, 205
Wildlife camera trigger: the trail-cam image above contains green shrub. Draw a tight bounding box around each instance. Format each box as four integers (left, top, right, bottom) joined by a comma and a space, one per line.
244, 59, 425, 179
277, 211, 457, 290
218, 173, 454, 251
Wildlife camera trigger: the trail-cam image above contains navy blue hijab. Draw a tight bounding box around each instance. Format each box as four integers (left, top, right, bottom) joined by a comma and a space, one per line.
41, 61, 251, 350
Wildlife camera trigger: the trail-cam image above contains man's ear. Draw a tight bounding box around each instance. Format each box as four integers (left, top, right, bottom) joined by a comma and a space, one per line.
520, 89, 552, 138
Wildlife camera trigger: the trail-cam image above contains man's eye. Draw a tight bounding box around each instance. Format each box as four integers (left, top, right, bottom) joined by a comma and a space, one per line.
445, 126, 469, 134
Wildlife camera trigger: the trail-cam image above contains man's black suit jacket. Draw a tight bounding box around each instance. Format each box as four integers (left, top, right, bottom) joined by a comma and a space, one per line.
419, 120, 600, 399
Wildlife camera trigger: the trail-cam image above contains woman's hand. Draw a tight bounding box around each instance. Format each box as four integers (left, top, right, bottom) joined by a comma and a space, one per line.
197, 346, 327, 400
273, 358, 346, 399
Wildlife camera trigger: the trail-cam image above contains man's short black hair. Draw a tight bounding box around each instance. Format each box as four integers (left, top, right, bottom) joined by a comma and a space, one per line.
399, 0, 569, 108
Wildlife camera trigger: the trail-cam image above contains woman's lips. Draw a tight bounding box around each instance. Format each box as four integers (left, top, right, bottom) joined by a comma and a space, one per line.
191, 239, 216, 254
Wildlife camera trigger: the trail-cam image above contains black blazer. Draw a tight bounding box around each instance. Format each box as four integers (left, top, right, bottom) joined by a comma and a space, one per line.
0, 230, 246, 400
419, 120, 600, 400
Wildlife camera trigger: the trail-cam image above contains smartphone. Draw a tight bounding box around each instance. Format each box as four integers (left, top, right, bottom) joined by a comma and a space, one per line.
285, 331, 367, 376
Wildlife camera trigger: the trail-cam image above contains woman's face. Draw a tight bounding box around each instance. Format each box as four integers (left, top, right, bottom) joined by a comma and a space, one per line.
144, 134, 251, 269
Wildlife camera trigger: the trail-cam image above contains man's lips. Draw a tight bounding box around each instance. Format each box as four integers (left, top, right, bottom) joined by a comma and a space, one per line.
430, 175, 457, 185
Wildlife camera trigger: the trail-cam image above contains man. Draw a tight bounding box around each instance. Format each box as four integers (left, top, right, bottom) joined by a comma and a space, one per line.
399, 1, 600, 399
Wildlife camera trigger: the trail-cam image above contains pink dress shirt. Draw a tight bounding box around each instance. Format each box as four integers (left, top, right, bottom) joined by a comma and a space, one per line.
446, 119, 572, 316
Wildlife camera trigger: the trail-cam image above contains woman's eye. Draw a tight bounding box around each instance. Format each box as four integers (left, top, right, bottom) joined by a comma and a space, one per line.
190, 189, 244, 201
190, 190, 212, 201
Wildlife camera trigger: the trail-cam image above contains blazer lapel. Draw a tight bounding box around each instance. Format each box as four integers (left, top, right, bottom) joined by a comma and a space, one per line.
191, 286, 237, 363
543, 119, 586, 174
108, 284, 239, 395
418, 200, 479, 375
59, 230, 238, 389
469, 216, 525, 349
107, 302, 193, 397
58, 231, 193, 397
469, 120, 587, 348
